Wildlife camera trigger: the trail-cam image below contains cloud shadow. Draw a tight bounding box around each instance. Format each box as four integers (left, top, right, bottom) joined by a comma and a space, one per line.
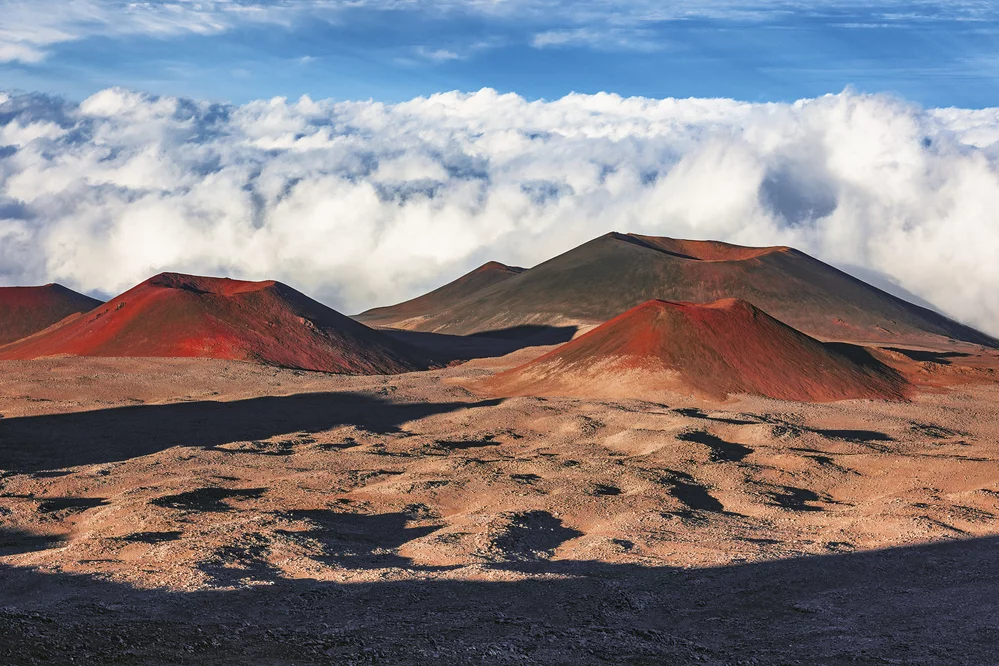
0, 392, 502, 473
381, 325, 578, 362
0, 535, 996, 663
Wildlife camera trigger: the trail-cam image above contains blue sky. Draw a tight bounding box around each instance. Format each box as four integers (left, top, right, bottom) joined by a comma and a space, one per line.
1, 0, 999, 106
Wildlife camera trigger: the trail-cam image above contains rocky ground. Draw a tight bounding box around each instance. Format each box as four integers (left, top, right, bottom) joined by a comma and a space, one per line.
2, 355, 999, 664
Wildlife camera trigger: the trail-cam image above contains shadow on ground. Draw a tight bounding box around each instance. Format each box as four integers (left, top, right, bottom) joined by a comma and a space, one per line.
383, 325, 578, 361
0, 393, 502, 473
0, 528, 65, 557
276, 510, 449, 570
885, 347, 972, 365
0, 535, 996, 664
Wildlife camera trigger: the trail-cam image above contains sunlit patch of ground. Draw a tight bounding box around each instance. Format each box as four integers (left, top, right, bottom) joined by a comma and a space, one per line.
1, 356, 999, 663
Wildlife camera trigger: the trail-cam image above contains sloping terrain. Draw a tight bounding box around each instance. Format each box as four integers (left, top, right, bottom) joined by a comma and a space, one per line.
0, 273, 432, 374
377, 232, 995, 348
0, 284, 102, 345
356, 261, 525, 328
1, 357, 999, 663
484, 298, 910, 401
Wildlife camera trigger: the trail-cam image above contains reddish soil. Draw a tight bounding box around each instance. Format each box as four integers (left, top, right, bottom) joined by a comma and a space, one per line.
0, 273, 432, 374
484, 298, 910, 402
375, 232, 997, 348
356, 261, 525, 328
630, 235, 790, 261
0, 284, 102, 345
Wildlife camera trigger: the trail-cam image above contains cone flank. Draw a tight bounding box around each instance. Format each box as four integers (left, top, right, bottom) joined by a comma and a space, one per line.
371, 230, 995, 348
355, 260, 527, 328
0, 284, 104, 346
486, 298, 910, 402
0, 272, 432, 374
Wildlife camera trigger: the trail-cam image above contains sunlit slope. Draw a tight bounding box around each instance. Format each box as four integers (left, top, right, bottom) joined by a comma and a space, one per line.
0, 273, 433, 374
485, 298, 910, 402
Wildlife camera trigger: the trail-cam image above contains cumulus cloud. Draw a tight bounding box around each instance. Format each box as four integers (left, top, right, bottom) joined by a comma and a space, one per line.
1, 86, 999, 335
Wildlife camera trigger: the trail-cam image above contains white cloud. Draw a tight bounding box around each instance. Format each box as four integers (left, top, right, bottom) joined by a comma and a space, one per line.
531, 27, 664, 52
1, 0, 996, 63
0, 42, 48, 63
2, 86, 999, 336
415, 46, 462, 62
0, 0, 274, 63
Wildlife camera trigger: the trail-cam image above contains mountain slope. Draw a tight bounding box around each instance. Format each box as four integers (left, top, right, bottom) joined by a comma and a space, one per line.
378, 232, 995, 348
0, 284, 103, 345
356, 261, 525, 329
484, 298, 910, 402
0, 273, 432, 374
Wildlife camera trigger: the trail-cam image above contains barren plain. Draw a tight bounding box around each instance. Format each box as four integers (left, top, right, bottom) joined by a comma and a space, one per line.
3, 349, 999, 664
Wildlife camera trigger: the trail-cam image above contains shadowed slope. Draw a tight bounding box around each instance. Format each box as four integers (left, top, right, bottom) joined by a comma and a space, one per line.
0, 273, 432, 374
390, 232, 996, 348
0, 284, 102, 345
2, 535, 998, 663
485, 298, 910, 402
355, 261, 525, 328
0, 391, 500, 472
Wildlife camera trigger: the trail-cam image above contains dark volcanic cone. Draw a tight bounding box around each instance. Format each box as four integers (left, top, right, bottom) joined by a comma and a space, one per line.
356, 261, 525, 329
377, 232, 995, 348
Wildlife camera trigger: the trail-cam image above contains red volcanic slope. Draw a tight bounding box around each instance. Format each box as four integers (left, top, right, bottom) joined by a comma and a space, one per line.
0, 284, 103, 345
0, 273, 432, 374
486, 298, 910, 402
355, 261, 526, 328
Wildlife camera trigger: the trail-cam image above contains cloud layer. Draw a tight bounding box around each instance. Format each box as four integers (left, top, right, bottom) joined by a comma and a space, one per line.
1, 86, 998, 334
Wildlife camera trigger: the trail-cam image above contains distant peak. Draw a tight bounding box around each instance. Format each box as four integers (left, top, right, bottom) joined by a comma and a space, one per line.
473, 261, 526, 275
600, 231, 791, 261
628, 235, 790, 261
1, 283, 60, 290
144, 272, 276, 296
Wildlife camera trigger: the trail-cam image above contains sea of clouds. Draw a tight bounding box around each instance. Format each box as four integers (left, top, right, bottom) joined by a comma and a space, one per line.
1, 87, 998, 333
